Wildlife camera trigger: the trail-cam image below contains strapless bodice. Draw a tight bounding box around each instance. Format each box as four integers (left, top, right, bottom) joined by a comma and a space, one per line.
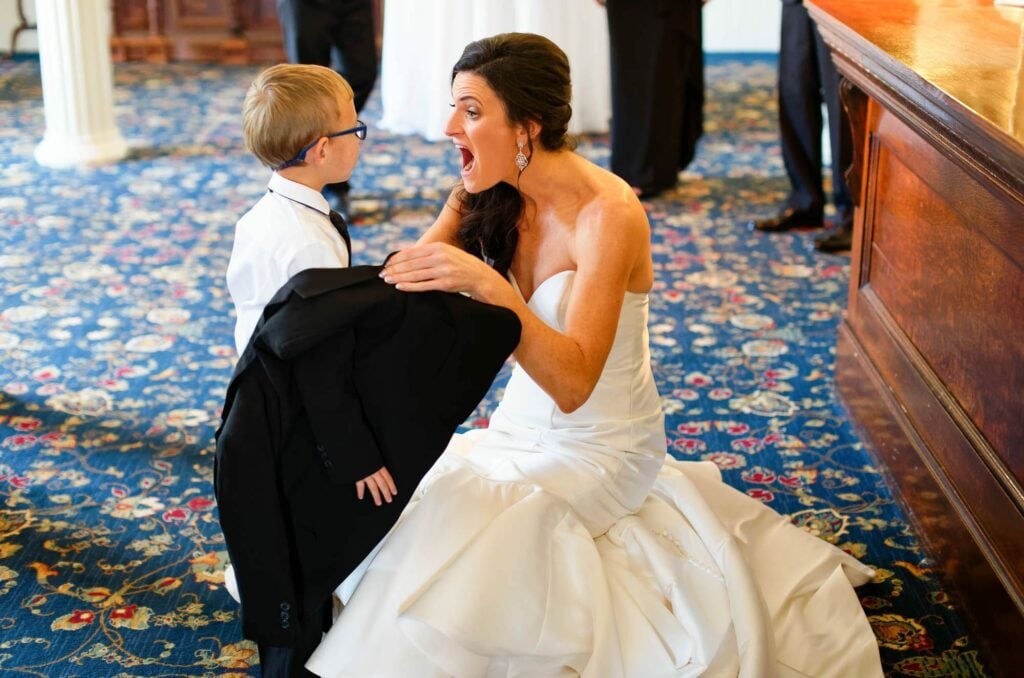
492, 271, 666, 461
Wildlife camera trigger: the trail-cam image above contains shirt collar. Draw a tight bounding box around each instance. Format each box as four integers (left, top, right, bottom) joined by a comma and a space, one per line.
268, 172, 330, 215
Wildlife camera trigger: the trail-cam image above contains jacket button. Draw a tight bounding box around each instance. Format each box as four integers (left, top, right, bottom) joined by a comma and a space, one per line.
280, 602, 290, 611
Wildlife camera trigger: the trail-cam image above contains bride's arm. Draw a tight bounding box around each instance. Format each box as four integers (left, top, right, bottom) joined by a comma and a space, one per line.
382, 196, 649, 413
509, 198, 649, 412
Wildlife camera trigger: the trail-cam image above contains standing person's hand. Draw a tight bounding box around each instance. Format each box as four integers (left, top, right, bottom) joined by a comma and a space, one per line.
356, 466, 398, 506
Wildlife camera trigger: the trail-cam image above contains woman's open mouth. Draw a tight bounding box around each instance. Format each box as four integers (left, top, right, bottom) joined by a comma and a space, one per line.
458, 146, 475, 175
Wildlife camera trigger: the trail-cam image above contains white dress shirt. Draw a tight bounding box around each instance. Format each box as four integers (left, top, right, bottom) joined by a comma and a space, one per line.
227, 172, 350, 354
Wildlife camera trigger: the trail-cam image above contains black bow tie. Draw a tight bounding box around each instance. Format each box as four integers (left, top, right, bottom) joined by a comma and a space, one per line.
329, 209, 351, 256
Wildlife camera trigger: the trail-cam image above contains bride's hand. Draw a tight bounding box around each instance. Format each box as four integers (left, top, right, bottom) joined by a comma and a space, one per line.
380, 242, 497, 298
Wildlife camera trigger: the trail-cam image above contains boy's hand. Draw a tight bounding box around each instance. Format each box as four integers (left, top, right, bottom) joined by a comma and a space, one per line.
355, 466, 397, 506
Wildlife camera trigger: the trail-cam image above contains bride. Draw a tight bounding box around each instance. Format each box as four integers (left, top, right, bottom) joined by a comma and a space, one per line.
306, 33, 882, 677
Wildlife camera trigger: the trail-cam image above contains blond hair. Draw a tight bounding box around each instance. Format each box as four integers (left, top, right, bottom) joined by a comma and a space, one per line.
242, 63, 355, 169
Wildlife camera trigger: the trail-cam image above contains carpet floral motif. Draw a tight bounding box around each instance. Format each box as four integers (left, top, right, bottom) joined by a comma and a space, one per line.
0, 56, 989, 676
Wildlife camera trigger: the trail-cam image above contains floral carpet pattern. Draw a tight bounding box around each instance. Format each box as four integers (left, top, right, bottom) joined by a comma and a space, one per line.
0, 56, 990, 676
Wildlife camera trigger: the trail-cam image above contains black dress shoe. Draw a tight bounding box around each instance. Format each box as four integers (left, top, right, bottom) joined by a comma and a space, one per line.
814, 224, 853, 253
749, 208, 823, 232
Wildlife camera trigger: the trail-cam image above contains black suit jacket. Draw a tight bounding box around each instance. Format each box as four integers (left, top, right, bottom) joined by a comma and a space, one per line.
214, 266, 521, 647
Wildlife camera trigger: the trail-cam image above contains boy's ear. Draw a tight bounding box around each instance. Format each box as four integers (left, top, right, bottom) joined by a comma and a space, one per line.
308, 135, 330, 165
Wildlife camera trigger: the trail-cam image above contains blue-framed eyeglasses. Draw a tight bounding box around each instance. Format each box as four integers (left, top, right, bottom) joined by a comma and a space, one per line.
275, 120, 367, 170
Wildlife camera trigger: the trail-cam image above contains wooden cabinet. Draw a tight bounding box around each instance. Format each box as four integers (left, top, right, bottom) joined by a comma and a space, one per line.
807, 1, 1024, 674
110, 0, 383, 64
110, 0, 278, 63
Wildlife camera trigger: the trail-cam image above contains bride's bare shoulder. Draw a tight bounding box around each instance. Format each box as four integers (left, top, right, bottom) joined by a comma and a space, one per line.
577, 165, 648, 237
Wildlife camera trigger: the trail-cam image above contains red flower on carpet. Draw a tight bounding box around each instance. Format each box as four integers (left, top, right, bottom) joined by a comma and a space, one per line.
52, 609, 96, 631
153, 577, 182, 595
3, 434, 37, 450
187, 497, 214, 512
684, 372, 712, 386
742, 467, 776, 484
70, 610, 94, 624
11, 417, 41, 431
110, 604, 138, 620
673, 438, 706, 454
162, 507, 191, 523
725, 423, 749, 435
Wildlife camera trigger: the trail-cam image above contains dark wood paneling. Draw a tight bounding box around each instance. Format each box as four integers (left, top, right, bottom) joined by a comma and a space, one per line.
112, 0, 152, 32
165, 0, 235, 31
865, 110, 1024, 479
238, 0, 280, 31
836, 324, 1024, 678
111, 0, 385, 64
807, 1, 1024, 671
845, 284, 1024, 606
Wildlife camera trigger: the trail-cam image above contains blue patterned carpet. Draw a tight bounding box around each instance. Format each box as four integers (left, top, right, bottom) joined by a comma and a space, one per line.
0, 56, 990, 676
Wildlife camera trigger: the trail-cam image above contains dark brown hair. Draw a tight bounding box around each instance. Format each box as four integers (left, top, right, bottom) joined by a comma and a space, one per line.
451, 33, 574, 277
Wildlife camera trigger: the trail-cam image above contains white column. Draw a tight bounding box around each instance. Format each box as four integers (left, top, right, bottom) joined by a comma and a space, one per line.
34, 0, 127, 168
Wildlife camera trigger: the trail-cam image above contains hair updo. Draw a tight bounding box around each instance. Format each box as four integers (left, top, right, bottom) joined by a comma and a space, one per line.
450, 33, 574, 277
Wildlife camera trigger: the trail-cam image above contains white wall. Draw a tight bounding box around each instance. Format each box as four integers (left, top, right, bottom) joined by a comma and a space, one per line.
704, 0, 781, 53
1, 0, 781, 56
1, 0, 37, 53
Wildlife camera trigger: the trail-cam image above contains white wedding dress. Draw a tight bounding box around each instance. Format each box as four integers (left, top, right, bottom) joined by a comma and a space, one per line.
306, 271, 882, 677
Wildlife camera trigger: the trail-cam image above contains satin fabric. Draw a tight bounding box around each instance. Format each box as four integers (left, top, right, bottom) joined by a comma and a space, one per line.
307, 271, 882, 677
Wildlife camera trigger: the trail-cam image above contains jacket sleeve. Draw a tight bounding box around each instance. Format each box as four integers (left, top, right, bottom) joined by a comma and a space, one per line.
292, 330, 386, 484
214, 366, 300, 647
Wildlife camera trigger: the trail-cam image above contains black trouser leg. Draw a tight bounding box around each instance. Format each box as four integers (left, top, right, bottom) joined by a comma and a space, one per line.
607, 0, 678, 193
607, 0, 702, 194
277, 0, 377, 201
778, 2, 825, 217
330, 0, 378, 114
276, 0, 333, 67
327, 0, 376, 198
813, 24, 853, 220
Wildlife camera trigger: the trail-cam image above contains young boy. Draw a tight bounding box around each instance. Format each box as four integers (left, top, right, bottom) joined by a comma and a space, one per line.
222, 65, 396, 672
228, 62, 363, 356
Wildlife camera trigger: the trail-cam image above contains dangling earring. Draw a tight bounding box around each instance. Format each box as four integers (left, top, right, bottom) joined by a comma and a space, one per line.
515, 141, 529, 172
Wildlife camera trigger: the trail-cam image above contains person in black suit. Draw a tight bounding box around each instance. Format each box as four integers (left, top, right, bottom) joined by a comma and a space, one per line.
750, 0, 854, 252
215, 266, 521, 677
599, 0, 707, 198
276, 0, 377, 219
